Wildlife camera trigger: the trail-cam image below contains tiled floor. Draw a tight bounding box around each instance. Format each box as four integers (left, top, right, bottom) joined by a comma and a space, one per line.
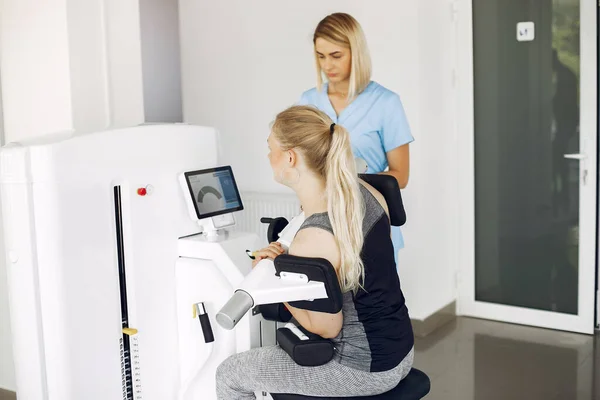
414, 317, 599, 400
1, 317, 597, 399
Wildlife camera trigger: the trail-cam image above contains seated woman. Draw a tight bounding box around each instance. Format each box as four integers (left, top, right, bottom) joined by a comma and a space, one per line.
216, 105, 414, 399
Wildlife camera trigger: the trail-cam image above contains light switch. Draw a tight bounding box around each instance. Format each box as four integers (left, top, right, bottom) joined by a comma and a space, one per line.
517, 22, 535, 42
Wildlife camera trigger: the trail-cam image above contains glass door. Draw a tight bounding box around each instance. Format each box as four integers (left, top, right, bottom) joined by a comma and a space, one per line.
458, 0, 597, 334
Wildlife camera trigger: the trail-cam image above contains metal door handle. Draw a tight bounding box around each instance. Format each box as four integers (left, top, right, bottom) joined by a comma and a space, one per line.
563, 153, 586, 160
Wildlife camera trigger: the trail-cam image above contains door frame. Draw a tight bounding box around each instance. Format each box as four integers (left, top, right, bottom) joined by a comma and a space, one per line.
455, 0, 598, 334
596, 0, 600, 330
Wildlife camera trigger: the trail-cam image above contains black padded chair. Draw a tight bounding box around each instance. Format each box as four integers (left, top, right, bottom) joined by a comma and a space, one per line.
358, 173, 406, 227
270, 368, 431, 400
260, 174, 430, 400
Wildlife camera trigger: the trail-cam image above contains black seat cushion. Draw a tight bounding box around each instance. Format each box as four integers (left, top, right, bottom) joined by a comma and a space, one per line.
270, 368, 430, 400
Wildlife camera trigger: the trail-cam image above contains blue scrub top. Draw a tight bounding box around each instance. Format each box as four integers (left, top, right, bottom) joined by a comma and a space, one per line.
297, 81, 413, 262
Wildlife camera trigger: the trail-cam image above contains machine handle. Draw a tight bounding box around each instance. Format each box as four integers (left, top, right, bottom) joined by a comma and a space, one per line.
216, 290, 254, 330
563, 153, 586, 160
193, 302, 215, 343
199, 313, 214, 343
260, 217, 273, 224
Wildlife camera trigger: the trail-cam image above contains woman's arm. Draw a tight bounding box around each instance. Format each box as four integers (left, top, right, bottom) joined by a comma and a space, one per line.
283, 227, 343, 339
379, 93, 413, 189
381, 144, 410, 188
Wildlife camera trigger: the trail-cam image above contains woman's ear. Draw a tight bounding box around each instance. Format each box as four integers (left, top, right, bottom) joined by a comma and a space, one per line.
287, 149, 298, 167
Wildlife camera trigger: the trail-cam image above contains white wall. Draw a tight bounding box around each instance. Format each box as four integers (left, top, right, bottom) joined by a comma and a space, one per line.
0, 0, 74, 141
0, 13, 13, 390
179, 0, 459, 320
140, 0, 183, 122
398, 0, 459, 320
67, 0, 112, 132
103, 0, 146, 128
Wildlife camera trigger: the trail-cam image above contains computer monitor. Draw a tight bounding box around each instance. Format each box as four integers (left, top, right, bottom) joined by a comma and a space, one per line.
180, 166, 243, 233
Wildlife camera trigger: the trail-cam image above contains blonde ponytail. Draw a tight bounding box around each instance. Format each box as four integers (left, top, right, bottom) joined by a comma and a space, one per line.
271, 105, 366, 293
326, 125, 366, 293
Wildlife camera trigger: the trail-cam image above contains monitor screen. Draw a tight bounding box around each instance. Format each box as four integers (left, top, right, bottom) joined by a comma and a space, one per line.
183, 166, 243, 220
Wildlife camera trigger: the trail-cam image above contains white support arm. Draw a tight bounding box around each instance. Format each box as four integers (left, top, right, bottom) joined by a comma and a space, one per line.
215, 259, 327, 330
216, 212, 330, 330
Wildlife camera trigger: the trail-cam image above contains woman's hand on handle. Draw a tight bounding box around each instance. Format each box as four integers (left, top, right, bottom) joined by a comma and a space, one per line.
251, 242, 285, 268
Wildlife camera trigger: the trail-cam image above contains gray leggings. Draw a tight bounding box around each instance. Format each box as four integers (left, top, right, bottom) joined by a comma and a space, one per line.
216, 345, 414, 399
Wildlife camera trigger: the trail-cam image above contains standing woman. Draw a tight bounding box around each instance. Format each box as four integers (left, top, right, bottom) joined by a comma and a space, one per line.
297, 12, 413, 262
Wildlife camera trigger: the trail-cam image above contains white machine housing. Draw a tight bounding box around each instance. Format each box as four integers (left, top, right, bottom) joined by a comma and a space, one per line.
0, 124, 270, 400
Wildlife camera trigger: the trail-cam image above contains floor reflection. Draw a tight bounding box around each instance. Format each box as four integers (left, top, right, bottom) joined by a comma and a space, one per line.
414, 317, 598, 400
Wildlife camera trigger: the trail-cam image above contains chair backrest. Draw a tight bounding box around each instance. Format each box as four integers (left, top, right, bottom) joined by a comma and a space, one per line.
358, 174, 406, 226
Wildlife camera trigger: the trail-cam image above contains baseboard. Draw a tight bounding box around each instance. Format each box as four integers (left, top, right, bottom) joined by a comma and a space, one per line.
411, 301, 456, 338
0, 388, 16, 400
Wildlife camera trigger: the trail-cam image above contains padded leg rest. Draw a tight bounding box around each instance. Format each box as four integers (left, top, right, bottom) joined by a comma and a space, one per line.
270, 368, 431, 400
277, 325, 334, 367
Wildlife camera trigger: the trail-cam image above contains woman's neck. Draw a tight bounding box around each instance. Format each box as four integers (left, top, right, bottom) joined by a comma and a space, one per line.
294, 173, 327, 216
328, 80, 350, 96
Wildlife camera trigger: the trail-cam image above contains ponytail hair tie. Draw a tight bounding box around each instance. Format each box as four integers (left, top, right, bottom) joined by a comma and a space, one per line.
330, 123, 336, 135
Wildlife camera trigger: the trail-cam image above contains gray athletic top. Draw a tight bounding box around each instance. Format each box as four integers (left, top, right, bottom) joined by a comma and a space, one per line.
297, 185, 414, 373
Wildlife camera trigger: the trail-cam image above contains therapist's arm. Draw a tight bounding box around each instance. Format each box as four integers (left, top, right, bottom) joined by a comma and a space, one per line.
380, 144, 410, 188
379, 93, 412, 189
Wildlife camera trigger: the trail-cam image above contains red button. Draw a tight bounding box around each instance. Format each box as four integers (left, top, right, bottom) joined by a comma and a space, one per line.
137, 188, 147, 196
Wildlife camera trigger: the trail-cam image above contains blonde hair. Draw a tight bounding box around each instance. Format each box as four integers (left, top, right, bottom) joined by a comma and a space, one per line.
272, 105, 366, 293
313, 13, 372, 101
